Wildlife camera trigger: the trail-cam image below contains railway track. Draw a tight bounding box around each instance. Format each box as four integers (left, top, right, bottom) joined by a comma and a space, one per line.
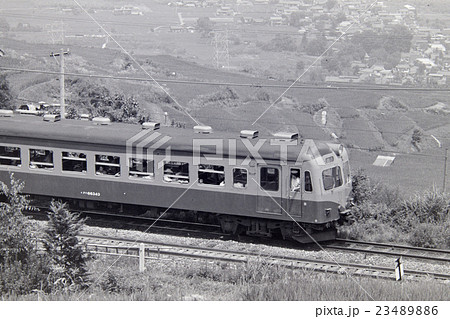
27, 208, 226, 237
79, 234, 450, 281
325, 238, 450, 263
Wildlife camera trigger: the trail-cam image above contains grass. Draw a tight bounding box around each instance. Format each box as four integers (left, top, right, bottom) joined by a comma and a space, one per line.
4, 255, 449, 301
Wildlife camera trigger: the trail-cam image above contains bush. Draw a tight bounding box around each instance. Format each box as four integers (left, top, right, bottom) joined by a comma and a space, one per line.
0, 254, 51, 295
407, 223, 449, 248
348, 171, 449, 248
0, 173, 51, 295
190, 87, 241, 109
391, 189, 449, 232
43, 201, 90, 292
299, 98, 329, 115
255, 89, 270, 102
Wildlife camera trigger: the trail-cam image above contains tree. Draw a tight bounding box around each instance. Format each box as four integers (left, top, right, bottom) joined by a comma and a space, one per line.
325, 0, 337, 10
197, 17, 214, 35
296, 61, 305, 73
384, 25, 413, 54
305, 37, 327, 56
262, 35, 297, 52
0, 173, 50, 295
289, 11, 306, 27
43, 201, 90, 291
0, 74, 13, 110
0, 173, 33, 264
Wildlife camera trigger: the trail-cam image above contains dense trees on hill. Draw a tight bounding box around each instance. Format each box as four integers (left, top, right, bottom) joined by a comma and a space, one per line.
305, 36, 327, 56
65, 78, 153, 123
261, 35, 297, 52
351, 26, 413, 55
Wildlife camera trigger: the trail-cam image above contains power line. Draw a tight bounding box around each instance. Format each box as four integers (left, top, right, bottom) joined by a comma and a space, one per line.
4, 66, 450, 139
14, 94, 450, 143
1, 66, 448, 92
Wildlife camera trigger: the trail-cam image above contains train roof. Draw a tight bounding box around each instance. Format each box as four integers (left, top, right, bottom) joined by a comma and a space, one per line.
0, 115, 336, 162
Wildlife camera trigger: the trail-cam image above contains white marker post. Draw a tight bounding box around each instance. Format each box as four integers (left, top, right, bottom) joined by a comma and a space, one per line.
139, 243, 146, 272
395, 257, 404, 281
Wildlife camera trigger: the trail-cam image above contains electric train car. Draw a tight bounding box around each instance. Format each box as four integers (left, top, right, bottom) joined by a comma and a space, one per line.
0, 115, 353, 243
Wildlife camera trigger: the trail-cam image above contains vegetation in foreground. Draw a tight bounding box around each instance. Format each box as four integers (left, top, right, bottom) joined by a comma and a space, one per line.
4, 256, 449, 301
1, 173, 449, 300
0, 174, 90, 297
341, 170, 449, 249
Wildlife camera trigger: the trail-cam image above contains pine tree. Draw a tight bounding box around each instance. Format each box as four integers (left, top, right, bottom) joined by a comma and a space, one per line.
0, 173, 33, 263
43, 201, 90, 291
0, 173, 50, 295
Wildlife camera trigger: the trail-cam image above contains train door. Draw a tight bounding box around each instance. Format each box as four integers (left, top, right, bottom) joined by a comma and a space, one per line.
288, 167, 302, 217
256, 165, 282, 215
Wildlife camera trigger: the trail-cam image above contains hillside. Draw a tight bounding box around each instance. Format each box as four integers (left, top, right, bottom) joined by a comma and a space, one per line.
1, 37, 449, 194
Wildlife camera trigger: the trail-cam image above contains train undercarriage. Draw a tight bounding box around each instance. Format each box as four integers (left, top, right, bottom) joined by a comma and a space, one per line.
22, 195, 340, 244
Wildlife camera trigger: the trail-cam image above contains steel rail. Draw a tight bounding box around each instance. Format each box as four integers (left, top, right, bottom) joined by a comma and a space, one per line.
79, 234, 450, 281
325, 239, 450, 263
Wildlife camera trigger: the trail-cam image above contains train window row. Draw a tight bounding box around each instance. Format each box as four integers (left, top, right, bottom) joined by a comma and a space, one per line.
0, 146, 21, 166
0, 145, 252, 189
0, 145, 328, 192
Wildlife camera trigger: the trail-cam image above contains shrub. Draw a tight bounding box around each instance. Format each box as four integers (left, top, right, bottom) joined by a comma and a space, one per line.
0, 173, 51, 295
391, 189, 449, 232
190, 87, 241, 108
407, 223, 449, 248
43, 201, 90, 292
255, 89, 270, 102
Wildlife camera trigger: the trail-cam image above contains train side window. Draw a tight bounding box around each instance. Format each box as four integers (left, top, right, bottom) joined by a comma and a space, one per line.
29, 149, 54, 170
95, 154, 121, 177
62, 152, 87, 173
233, 168, 247, 188
290, 168, 301, 192
163, 161, 189, 184
260, 167, 279, 192
343, 161, 351, 184
335, 166, 343, 187
129, 158, 154, 179
198, 164, 225, 186
322, 166, 343, 191
304, 171, 313, 192
0, 146, 21, 167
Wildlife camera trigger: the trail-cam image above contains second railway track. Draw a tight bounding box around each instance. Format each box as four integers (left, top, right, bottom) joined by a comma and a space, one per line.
324, 238, 450, 263
79, 234, 450, 282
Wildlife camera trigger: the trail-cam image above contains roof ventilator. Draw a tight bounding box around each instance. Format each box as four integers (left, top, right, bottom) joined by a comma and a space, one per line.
92, 117, 111, 125
240, 130, 258, 139
43, 114, 61, 122
142, 122, 160, 130
80, 114, 91, 121
0, 110, 14, 117
194, 125, 212, 134
272, 132, 299, 142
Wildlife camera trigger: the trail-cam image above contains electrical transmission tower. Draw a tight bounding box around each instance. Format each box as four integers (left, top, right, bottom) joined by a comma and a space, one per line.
212, 30, 229, 69
46, 21, 65, 45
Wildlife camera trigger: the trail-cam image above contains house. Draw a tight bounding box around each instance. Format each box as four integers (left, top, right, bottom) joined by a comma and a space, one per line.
269, 16, 284, 26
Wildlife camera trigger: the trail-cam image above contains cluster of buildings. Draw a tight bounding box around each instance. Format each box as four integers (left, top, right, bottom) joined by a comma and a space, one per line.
168, 0, 449, 86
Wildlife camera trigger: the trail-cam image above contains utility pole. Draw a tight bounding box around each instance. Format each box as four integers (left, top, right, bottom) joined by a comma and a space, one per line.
444, 148, 448, 193
50, 49, 70, 119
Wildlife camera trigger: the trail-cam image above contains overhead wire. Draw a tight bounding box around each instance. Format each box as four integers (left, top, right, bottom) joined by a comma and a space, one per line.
1, 66, 448, 92
4, 66, 449, 141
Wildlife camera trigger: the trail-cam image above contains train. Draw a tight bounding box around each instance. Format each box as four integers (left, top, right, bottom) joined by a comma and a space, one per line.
0, 114, 353, 243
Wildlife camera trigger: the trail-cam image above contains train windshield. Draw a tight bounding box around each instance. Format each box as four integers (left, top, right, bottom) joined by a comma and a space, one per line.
322, 166, 343, 191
